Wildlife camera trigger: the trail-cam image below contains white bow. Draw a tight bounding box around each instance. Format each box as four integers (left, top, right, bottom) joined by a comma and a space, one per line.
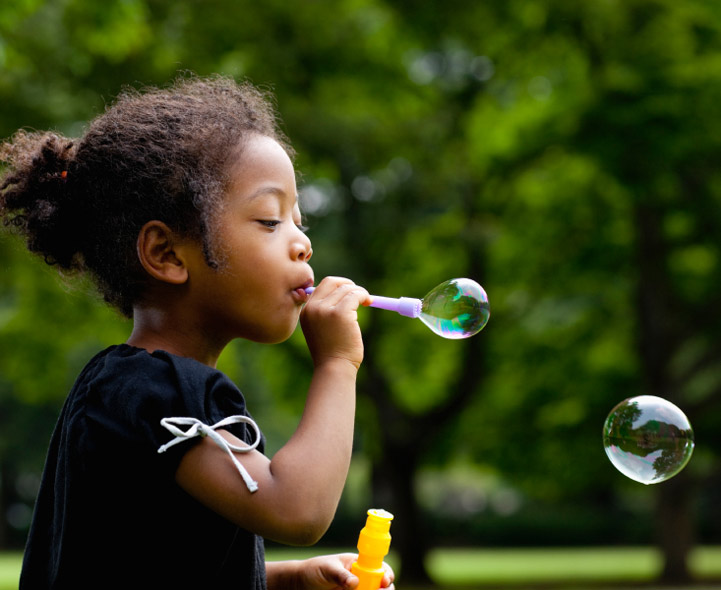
158, 415, 261, 493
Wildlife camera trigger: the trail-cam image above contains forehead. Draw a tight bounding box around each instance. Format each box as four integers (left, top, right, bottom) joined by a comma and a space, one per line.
226, 135, 296, 200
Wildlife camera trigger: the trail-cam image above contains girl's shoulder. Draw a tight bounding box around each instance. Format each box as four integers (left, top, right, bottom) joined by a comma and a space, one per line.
83, 343, 235, 392
74, 343, 248, 430
63, 344, 258, 464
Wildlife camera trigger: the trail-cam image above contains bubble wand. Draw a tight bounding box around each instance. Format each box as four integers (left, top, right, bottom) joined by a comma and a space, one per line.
305, 277, 490, 339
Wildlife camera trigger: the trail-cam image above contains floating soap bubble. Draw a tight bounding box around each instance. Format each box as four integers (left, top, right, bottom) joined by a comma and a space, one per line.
603, 395, 694, 485
305, 277, 490, 339
417, 278, 490, 339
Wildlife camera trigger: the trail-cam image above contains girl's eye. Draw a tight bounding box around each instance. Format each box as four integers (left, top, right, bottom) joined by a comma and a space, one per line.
259, 220, 281, 229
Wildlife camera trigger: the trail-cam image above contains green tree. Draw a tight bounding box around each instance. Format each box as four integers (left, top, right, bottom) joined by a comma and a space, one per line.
449, 0, 721, 582
2, 0, 721, 585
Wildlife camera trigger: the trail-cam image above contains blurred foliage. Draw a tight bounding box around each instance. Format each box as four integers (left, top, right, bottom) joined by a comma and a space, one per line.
2, 0, 721, 583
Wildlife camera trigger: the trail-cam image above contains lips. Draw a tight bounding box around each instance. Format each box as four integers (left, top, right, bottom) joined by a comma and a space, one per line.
291, 278, 314, 303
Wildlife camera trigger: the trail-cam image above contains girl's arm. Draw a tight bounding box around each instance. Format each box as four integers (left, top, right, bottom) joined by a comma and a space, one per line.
175, 277, 371, 545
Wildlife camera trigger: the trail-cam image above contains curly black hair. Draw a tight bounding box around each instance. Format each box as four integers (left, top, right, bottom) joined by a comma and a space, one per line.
0, 74, 292, 317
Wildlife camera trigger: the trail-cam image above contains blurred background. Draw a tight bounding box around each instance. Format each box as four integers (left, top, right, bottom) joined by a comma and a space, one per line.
1, 0, 721, 587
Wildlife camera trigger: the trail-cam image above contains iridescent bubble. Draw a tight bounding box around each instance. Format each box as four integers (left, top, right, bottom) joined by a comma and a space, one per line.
603, 395, 694, 485
419, 278, 490, 339
305, 277, 490, 339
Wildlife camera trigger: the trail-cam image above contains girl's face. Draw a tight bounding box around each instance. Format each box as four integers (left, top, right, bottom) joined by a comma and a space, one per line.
186, 134, 313, 346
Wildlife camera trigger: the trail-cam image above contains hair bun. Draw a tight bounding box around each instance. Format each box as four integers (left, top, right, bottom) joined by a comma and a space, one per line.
1, 131, 83, 270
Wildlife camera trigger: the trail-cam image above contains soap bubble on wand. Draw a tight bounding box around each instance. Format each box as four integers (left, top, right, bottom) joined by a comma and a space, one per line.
603, 395, 695, 485
305, 277, 490, 339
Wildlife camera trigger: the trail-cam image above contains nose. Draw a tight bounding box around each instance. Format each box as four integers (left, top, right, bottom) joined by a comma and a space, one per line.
293, 231, 313, 262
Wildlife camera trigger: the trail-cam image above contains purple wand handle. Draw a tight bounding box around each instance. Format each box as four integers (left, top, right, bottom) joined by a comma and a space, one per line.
304, 287, 421, 319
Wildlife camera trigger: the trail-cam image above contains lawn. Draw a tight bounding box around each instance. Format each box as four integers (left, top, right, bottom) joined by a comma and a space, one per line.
0, 554, 21, 590
424, 545, 721, 587
2, 546, 720, 589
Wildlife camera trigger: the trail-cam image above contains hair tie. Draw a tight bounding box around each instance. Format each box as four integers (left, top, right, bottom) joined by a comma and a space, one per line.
60, 170, 68, 179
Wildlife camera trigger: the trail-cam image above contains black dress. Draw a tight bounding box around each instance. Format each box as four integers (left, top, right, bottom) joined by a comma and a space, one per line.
20, 344, 267, 589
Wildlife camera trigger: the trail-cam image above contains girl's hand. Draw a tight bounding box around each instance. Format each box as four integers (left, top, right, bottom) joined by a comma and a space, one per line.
300, 277, 371, 370
267, 554, 396, 590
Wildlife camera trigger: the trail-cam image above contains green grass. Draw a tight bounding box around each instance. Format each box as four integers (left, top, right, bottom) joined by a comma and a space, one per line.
427, 546, 662, 585
428, 546, 721, 587
0, 553, 21, 590
2, 546, 720, 589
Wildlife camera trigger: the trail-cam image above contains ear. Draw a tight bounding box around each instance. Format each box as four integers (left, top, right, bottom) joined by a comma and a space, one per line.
136, 221, 189, 285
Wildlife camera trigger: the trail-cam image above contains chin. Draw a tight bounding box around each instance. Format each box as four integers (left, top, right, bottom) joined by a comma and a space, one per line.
248, 323, 299, 345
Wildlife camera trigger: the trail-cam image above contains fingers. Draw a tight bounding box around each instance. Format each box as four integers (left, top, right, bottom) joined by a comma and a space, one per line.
305, 554, 359, 590
381, 562, 396, 589
307, 277, 371, 308
331, 568, 357, 590
335, 554, 394, 590
318, 559, 355, 589
306, 554, 395, 590
300, 277, 369, 370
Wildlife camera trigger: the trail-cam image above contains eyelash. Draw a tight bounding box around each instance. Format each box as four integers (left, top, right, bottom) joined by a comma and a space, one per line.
259, 220, 281, 229
259, 220, 309, 233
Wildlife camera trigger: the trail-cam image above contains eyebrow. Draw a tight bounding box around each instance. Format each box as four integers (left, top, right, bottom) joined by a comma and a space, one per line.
247, 186, 300, 204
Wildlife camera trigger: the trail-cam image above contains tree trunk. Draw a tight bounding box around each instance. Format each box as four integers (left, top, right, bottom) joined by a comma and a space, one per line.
0, 461, 11, 549
362, 320, 435, 586
633, 201, 694, 584
374, 449, 433, 586
656, 473, 694, 583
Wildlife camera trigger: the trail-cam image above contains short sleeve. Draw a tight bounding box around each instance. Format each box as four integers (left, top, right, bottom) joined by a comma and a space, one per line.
79, 345, 262, 478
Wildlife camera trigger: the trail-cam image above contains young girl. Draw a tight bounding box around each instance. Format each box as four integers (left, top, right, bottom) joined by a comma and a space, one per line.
1, 75, 395, 590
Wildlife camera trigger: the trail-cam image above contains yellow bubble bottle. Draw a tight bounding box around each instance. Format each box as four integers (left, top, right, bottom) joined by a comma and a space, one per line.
351, 509, 394, 590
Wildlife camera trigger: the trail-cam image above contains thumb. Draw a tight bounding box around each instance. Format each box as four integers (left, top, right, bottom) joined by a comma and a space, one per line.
328, 566, 358, 589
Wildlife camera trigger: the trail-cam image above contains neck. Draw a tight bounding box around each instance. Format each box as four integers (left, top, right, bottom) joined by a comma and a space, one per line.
127, 305, 226, 368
